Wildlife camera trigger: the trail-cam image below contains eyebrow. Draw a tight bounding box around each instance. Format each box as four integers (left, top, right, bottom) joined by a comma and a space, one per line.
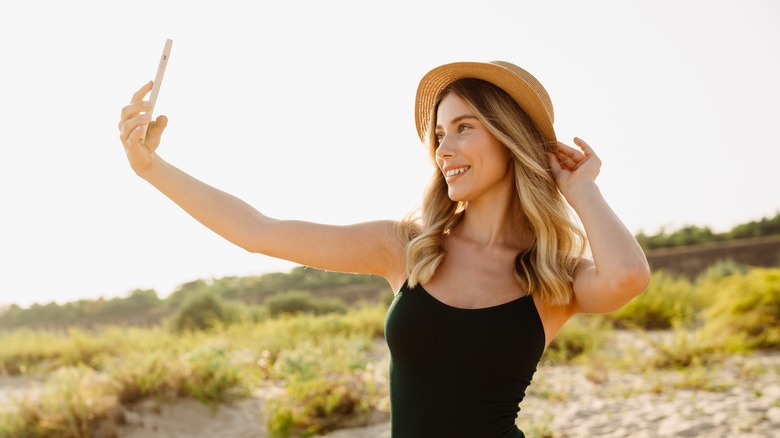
435, 114, 479, 129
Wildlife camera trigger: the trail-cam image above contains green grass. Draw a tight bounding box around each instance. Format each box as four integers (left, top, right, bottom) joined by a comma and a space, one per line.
0, 304, 388, 437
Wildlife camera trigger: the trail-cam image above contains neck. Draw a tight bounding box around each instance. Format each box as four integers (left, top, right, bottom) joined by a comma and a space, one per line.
454, 183, 529, 249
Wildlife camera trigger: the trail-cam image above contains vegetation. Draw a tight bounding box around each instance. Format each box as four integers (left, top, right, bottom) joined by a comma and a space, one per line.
0, 305, 388, 438
700, 267, 780, 351
0, 267, 387, 331
606, 271, 701, 330
635, 211, 780, 250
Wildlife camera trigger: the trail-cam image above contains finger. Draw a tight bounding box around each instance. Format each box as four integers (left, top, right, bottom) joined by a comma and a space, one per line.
144, 115, 168, 148
547, 153, 561, 175
119, 100, 153, 129
555, 146, 580, 170
547, 153, 567, 176
119, 113, 152, 143
122, 124, 145, 151
573, 137, 596, 157
130, 81, 153, 103
556, 141, 584, 160
556, 153, 577, 171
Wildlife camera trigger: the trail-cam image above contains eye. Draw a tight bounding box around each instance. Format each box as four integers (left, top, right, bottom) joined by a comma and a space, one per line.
458, 124, 472, 133
435, 131, 444, 143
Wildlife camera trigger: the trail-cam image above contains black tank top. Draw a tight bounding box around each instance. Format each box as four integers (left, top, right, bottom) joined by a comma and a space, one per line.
384, 280, 546, 438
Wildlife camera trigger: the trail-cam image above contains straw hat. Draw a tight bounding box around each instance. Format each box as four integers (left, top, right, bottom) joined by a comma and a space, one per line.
414, 61, 556, 146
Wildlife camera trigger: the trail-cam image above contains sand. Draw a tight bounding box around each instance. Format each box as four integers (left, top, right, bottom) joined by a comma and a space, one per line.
2, 334, 779, 437
110, 348, 780, 437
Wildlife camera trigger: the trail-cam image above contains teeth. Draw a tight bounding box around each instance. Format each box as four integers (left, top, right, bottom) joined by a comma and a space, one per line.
445, 167, 468, 177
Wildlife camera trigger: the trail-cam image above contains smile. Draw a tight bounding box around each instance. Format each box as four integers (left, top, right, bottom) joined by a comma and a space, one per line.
445, 166, 470, 177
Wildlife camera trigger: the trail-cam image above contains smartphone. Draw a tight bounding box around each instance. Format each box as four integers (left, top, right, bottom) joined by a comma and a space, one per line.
141, 38, 173, 142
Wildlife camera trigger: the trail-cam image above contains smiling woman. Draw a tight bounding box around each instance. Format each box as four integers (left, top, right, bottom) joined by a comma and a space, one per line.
117, 60, 649, 437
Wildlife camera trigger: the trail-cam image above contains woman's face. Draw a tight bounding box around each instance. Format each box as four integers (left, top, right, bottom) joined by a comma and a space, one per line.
434, 92, 513, 203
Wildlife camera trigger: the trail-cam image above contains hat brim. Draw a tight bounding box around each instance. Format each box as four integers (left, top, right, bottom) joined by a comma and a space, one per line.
414, 61, 556, 147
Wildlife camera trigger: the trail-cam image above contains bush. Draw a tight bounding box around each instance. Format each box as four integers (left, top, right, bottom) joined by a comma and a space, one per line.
169, 292, 245, 332
606, 271, 700, 329
264, 291, 347, 318
184, 345, 250, 404
263, 332, 387, 436
265, 372, 379, 437
1, 366, 118, 438
109, 350, 189, 404
700, 268, 780, 351
541, 314, 610, 364
694, 259, 749, 308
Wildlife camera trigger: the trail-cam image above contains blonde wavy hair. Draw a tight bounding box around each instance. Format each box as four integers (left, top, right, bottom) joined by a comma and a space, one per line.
399, 78, 586, 306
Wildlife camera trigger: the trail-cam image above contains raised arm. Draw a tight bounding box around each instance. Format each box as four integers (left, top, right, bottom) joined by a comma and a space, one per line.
549, 137, 651, 315
117, 82, 406, 282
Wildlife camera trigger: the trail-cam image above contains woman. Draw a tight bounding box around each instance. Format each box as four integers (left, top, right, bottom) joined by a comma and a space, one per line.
118, 60, 650, 437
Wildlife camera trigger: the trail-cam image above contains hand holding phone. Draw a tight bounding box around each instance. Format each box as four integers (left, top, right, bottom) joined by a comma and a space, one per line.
141, 39, 173, 142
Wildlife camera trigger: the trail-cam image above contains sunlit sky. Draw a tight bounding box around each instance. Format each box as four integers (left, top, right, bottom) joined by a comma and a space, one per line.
1, 0, 778, 308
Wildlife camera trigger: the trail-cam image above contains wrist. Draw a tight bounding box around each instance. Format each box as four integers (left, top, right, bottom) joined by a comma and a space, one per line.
134, 154, 165, 181
561, 181, 601, 209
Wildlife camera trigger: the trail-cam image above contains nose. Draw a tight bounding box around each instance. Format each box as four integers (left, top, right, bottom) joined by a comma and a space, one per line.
435, 135, 455, 159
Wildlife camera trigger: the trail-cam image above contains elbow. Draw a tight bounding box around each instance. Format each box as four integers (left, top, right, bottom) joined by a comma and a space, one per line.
613, 262, 651, 300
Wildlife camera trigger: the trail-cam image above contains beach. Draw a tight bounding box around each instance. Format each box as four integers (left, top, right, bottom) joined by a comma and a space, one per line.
92, 351, 780, 437
2, 334, 778, 438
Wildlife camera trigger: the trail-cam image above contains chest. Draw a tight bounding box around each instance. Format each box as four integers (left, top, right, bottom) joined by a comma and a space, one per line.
423, 241, 527, 309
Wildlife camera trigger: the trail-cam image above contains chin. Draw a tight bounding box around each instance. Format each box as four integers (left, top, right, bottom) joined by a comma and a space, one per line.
447, 190, 468, 203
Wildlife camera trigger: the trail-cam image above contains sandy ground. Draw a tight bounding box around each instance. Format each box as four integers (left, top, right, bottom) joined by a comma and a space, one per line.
2, 335, 779, 437
102, 349, 780, 437
517, 353, 780, 438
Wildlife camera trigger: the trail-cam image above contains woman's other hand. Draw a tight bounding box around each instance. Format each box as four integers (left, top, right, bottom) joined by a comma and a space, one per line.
548, 137, 601, 199
117, 81, 168, 176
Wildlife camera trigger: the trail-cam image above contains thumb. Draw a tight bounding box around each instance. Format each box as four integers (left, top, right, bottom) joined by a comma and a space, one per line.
144, 115, 168, 150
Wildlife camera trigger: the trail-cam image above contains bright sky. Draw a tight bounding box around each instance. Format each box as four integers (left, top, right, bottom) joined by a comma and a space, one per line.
1, 0, 778, 308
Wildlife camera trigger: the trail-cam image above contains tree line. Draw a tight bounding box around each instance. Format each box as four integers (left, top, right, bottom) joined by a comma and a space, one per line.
636, 211, 780, 250
0, 267, 387, 331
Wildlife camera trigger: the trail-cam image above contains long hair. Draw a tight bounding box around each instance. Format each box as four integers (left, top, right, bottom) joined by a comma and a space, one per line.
399, 78, 586, 306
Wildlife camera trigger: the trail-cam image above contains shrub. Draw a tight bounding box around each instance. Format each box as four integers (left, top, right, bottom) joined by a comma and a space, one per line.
169, 292, 245, 332
184, 345, 251, 404
695, 259, 749, 308
696, 259, 749, 283
541, 314, 610, 364
642, 326, 723, 369
108, 350, 190, 404
700, 268, 780, 351
265, 372, 379, 437
264, 334, 387, 436
606, 271, 700, 329
264, 291, 347, 318
1, 366, 118, 438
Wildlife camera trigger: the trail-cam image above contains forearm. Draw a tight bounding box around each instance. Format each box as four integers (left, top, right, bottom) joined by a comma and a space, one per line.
566, 182, 650, 290
138, 155, 268, 251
